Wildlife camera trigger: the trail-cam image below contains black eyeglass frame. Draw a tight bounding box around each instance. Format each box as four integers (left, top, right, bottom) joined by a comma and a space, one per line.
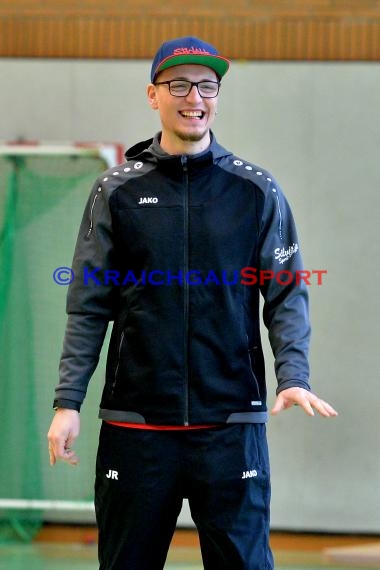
154, 80, 221, 98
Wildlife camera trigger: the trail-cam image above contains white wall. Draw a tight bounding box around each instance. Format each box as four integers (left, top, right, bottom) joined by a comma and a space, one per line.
1, 58, 379, 532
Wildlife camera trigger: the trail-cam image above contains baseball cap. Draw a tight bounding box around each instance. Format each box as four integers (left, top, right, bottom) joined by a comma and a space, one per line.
151, 36, 230, 83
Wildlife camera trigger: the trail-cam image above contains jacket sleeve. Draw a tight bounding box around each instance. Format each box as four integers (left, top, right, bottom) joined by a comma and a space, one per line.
54, 179, 116, 410
258, 180, 311, 394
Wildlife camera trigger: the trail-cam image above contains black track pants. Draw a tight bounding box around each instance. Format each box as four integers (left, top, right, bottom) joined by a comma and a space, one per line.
95, 422, 274, 570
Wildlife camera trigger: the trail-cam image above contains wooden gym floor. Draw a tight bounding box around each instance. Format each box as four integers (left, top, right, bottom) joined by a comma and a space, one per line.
0, 526, 379, 569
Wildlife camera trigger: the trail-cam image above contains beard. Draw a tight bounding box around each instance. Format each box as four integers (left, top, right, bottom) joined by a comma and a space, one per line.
173, 127, 209, 143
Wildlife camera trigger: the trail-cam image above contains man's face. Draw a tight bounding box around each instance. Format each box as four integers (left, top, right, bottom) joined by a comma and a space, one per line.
147, 64, 219, 153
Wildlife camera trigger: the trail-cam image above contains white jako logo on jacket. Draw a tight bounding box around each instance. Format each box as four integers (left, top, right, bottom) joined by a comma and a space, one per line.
138, 197, 158, 204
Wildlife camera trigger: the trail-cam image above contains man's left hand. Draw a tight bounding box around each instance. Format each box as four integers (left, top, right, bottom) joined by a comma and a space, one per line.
271, 387, 338, 418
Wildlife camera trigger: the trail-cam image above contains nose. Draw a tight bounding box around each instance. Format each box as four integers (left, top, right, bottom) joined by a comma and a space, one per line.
185, 84, 203, 103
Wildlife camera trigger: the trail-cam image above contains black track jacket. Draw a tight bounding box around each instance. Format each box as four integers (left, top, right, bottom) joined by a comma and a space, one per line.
54, 133, 311, 425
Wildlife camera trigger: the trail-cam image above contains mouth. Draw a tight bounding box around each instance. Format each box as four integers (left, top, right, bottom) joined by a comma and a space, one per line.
179, 110, 205, 120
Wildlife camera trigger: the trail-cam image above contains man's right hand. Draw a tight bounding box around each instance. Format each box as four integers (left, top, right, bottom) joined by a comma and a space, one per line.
47, 409, 80, 466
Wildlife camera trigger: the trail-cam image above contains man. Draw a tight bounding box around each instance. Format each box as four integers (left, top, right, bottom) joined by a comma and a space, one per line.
48, 36, 337, 570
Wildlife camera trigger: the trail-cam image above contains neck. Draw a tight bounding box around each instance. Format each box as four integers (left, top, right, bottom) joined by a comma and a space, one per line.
159, 130, 211, 155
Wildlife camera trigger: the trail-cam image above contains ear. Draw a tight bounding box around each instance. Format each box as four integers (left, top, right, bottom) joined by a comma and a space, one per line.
147, 84, 159, 110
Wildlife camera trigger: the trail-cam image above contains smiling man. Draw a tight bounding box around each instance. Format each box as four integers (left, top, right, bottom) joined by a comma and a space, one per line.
148, 65, 219, 151
48, 36, 337, 570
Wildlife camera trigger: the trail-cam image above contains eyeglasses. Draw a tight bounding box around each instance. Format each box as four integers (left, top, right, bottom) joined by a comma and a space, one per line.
154, 80, 220, 98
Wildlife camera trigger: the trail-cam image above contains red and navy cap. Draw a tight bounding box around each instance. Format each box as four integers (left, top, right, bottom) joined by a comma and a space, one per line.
151, 36, 230, 83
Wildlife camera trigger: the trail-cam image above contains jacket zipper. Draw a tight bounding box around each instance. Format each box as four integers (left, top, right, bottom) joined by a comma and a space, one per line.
87, 186, 101, 237
112, 330, 125, 396
182, 156, 190, 426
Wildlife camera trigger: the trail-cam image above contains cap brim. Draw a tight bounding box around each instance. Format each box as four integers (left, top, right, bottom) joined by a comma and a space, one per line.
154, 54, 230, 80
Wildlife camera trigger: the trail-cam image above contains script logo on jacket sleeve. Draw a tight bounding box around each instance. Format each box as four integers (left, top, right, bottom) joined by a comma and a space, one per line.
274, 243, 299, 264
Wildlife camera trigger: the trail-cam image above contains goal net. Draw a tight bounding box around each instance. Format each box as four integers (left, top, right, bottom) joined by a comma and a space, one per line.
0, 141, 123, 541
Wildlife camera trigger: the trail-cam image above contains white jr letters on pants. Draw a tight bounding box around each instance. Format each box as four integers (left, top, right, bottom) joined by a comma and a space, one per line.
106, 469, 119, 480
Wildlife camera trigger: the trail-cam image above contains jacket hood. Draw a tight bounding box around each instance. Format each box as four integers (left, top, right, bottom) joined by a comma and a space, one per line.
125, 131, 232, 163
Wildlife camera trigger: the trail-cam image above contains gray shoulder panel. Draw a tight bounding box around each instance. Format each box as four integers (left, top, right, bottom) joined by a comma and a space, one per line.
218, 154, 280, 196
96, 159, 156, 199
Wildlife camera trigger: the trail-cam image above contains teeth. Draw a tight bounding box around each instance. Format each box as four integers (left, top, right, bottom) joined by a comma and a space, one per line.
181, 111, 203, 118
